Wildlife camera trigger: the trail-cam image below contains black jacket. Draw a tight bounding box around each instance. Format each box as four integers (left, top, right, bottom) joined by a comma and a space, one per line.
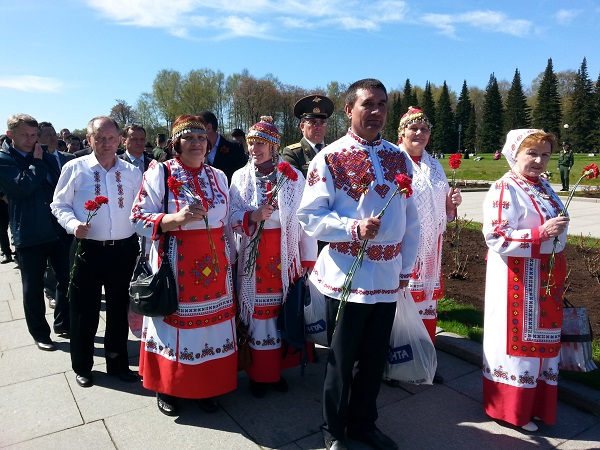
210, 135, 248, 184
0, 141, 67, 248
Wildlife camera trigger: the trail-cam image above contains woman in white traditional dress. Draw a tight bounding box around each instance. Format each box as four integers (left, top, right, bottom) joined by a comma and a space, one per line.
482, 129, 568, 432
229, 116, 317, 398
131, 115, 237, 416
393, 107, 461, 385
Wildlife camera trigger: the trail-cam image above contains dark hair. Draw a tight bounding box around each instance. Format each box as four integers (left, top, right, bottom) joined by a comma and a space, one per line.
345, 78, 387, 107
231, 128, 245, 138
37, 121, 56, 136
198, 111, 218, 131
57, 139, 67, 149
68, 135, 81, 143
122, 123, 146, 138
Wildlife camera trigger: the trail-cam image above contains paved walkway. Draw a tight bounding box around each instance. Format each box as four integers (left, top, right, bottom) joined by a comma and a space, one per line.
458, 182, 600, 238
1, 188, 599, 449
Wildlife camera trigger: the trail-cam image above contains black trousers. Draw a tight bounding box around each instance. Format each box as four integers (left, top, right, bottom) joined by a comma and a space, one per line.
69, 236, 139, 376
17, 237, 71, 342
0, 200, 11, 256
322, 297, 396, 440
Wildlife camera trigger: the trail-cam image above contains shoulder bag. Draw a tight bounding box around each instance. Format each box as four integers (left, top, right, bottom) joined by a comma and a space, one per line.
129, 163, 178, 317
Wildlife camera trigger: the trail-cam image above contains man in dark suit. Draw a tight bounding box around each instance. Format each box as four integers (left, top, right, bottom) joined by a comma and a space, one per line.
199, 111, 247, 184
0, 114, 72, 350
281, 94, 334, 179
118, 123, 154, 172
38, 122, 76, 309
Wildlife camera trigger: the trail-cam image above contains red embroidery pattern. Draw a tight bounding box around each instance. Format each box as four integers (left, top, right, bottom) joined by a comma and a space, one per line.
330, 241, 402, 261
506, 256, 563, 358
94, 171, 101, 195
115, 171, 124, 208
307, 168, 322, 186
326, 149, 374, 201
376, 147, 410, 182
163, 306, 235, 330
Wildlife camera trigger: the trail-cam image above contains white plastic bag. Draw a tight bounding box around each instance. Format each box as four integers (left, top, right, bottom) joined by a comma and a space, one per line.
384, 289, 437, 385
304, 277, 328, 347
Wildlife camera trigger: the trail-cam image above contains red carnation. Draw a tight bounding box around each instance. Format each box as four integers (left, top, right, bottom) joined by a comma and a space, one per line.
95, 195, 109, 205
395, 173, 412, 198
167, 176, 183, 195
277, 161, 298, 182
583, 164, 599, 179
84, 200, 98, 211
449, 153, 462, 170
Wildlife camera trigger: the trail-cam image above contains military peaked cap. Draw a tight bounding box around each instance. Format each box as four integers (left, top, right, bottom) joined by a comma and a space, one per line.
294, 95, 334, 120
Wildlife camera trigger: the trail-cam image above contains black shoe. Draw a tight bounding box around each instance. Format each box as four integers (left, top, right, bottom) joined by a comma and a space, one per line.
48, 298, 56, 309
249, 379, 267, 398
197, 397, 220, 413
0, 253, 12, 264
53, 327, 70, 337
107, 368, 139, 383
156, 392, 178, 416
75, 373, 94, 388
433, 372, 444, 384
383, 378, 401, 388
35, 340, 56, 351
272, 376, 288, 392
324, 437, 348, 450
347, 427, 398, 450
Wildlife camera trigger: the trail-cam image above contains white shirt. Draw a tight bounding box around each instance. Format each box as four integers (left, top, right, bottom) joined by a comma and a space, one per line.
51, 153, 143, 241
207, 134, 221, 165
125, 150, 144, 171
297, 130, 420, 304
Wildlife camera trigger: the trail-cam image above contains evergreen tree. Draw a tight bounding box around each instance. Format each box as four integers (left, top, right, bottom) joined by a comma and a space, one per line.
504, 69, 531, 132
466, 103, 478, 153
593, 74, 600, 152
532, 58, 562, 138
432, 81, 456, 155
420, 81, 437, 151
383, 90, 403, 143
479, 73, 505, 153
455, 81, 472, 152
567, 57, 595, 152
400, 79, 418, 113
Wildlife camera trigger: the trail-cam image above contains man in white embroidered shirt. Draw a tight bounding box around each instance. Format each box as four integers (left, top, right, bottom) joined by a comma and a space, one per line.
51, 116, 143, 388
297, 79, 420, 450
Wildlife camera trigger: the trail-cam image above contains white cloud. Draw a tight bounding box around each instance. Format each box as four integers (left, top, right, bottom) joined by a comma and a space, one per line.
555, 9, 581, 25
84, 1, 533, 41
0, 76, 62, 93
422, 10, 532, 38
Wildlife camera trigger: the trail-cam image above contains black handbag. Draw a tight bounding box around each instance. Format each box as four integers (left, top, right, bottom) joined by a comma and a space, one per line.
129, 164, 178, 317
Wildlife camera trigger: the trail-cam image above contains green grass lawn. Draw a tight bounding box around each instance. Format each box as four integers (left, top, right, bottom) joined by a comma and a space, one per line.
438, 153, 600, 187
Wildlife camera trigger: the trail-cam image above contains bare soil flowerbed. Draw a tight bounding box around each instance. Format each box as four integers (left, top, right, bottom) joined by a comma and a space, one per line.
442, 227, 600, 330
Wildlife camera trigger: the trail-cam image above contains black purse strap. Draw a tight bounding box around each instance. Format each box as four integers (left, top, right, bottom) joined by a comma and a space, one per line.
161, 162, 171, 258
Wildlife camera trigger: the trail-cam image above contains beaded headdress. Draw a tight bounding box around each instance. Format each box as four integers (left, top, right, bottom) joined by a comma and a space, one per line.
171, 116, 206, 140
247, 116, 280, 146
398, 106, 432, 138
501, 129, 538, 168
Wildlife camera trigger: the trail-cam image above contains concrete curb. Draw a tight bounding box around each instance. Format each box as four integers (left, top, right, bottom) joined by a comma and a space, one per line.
436, 331, 600, 417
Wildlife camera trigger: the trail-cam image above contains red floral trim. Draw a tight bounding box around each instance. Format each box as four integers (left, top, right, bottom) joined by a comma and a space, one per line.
330, 241, 402, 261
163, 305, 235, 329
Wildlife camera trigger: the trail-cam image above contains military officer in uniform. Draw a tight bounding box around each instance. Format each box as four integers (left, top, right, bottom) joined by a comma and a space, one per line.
281, 94, 334, 178
557, 140, 574, 192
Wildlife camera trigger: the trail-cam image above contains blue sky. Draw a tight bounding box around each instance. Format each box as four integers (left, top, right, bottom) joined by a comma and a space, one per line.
1, 0, 598, 133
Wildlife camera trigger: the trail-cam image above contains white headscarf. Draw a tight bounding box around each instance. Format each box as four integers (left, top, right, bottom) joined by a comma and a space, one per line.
501, 129, 538, 167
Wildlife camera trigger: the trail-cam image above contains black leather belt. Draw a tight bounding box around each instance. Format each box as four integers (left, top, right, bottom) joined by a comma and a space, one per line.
84, 234, 137, 247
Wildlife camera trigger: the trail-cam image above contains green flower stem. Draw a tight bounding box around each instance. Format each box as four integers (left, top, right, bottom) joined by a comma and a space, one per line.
242, 173, 293, 277
545, 168, 594, 295
337, 187, 409, 321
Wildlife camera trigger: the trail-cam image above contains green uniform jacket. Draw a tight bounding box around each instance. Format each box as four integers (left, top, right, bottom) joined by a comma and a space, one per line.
558, 149, 574, 168
281, 137, 317, 179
